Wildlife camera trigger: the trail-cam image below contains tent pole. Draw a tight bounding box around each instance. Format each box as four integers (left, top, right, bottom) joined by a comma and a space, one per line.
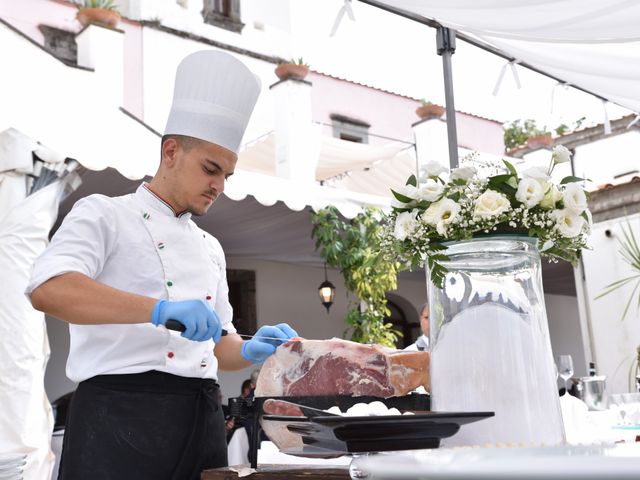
436, 26, 458, 170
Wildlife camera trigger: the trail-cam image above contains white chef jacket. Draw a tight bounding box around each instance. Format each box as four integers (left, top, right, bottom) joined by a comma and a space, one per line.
26, 183, 236, 383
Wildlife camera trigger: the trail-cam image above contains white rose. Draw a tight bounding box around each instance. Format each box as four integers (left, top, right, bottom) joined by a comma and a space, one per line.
539, 184, 562, 209
562, 183, 588, 214
417, 180, 444, 202
474, 189, 511, 219
515, 178, 544, 208
419, 161, 448, 180
521, 166, 549, 185
395, 184, 419, 202
450, 166, 477, 183
394, 210, 418, 241
422, 198, 460, 237
422, 202, 440, 226
436, 199, 461, 237
552, 209, 585, 238
552, 145, 571, 164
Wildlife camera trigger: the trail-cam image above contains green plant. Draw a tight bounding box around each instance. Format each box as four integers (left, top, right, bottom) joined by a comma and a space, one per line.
418, 98, 433, 106
311, 206, 400, 347
554, 123, 569, 136
503, 119, 551, 149
80, 0, 118, 9
554, 117, 587, 137
285, 57, 310, 67
595, 220, 640, 320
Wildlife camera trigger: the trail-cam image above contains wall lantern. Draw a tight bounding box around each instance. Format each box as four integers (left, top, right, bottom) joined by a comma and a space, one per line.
318, 263, 336, 314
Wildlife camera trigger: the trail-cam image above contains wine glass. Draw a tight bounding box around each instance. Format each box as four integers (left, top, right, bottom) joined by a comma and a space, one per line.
557, 354, 574, 395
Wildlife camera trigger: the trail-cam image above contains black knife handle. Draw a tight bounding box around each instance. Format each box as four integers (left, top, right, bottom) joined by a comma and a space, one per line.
165, 319, 228, 337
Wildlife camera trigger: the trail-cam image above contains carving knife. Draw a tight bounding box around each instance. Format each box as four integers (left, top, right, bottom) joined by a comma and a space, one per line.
165, 319, 292, 342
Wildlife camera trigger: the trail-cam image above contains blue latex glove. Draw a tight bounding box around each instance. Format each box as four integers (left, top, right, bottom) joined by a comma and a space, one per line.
151, 299, 222, 343
241, 323, 298, 364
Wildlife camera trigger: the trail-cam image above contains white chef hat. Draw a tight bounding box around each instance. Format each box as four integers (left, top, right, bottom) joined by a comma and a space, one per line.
164, 50, 261, 154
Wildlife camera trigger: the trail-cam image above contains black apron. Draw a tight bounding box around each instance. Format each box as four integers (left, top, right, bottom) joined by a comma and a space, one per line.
57, 370, 227, 480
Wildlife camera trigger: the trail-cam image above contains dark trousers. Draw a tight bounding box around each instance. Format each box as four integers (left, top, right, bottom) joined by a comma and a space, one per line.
58, 370, 227, 480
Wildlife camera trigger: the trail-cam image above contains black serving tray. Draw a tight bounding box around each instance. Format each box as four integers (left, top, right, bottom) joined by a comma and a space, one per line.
231, 393, 432, 467
263, 410, 494, 456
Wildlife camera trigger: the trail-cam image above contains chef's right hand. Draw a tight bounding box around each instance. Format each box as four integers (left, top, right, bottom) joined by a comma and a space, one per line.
151, 299, 222, 342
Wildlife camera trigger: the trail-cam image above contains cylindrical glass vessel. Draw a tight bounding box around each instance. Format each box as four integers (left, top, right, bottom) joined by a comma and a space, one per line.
428, 236, 565, 446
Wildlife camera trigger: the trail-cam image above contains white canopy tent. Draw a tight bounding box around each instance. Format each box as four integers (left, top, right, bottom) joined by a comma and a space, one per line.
362, 0, 640, 113
356, 0, 640, 171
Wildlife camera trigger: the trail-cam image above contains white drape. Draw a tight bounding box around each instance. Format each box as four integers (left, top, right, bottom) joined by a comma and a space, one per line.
0, 181, 60, 480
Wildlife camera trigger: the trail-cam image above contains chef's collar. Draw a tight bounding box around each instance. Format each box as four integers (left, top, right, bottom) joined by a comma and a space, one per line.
136, 183, 192, 220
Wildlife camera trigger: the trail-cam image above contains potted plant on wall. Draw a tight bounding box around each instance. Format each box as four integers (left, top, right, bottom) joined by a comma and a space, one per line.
76, 0, 121, 29
415, 99, 445, 120
275, 57, 310, 81
503, 118, 553, 150
554, 116, 586, 137
526, 130, 553, 149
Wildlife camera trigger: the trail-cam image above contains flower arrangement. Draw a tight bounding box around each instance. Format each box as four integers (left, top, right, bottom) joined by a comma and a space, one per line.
380, 146, 592, 287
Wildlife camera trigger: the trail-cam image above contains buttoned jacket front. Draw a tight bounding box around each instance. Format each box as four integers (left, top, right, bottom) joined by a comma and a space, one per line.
27, 184, 236, 382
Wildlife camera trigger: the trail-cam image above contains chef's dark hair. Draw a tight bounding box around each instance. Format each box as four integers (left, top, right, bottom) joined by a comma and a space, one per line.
160, 134, 202, 159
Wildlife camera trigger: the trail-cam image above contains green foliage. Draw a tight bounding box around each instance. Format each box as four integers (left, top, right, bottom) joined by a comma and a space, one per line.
505, 117, 587, 148
82, 0, 118, 9
311, 206, 400, 347
554, 124, 569, 136
503, 119, 550, 149
555, 117, 586, 136
595, 220, 640, 321
287, 57, 310, 67
418, 98, 433, 106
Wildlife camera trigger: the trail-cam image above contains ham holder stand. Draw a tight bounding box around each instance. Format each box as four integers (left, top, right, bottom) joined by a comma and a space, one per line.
228, 393, 493, 469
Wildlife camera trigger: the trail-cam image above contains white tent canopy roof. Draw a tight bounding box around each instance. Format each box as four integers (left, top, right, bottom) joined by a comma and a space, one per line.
0, 21, 397, 219
237, 131, 415, 182
334, 146, 523, 195
370, 0, 640, 113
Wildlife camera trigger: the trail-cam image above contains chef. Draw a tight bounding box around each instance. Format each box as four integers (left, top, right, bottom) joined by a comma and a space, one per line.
26, 50, 297, 479
405, 302, 429, 352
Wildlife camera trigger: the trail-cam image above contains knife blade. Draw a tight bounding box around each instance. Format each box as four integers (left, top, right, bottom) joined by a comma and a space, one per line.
164, 319, 292, 342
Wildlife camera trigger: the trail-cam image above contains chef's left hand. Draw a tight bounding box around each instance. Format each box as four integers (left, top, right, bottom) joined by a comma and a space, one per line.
241, 323, 298, 364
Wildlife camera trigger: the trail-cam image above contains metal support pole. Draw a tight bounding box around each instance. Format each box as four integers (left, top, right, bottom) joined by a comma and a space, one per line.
436, 26, 459, 170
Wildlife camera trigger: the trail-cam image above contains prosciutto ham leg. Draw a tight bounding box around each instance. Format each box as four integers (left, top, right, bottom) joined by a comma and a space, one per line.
255, 337, 430, 398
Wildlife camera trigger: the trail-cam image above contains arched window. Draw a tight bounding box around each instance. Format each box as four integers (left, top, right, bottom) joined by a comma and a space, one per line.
385, 299, 420, 349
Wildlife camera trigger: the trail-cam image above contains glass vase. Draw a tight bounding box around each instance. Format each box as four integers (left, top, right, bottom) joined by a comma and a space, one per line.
427, 236, 565, 446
